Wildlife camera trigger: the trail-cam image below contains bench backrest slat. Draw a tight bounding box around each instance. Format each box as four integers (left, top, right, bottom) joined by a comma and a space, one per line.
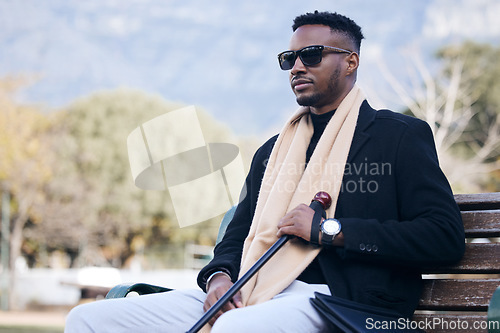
463, 210, 500, 238
423, 243, 500, 274
455, 193, 500, 211
419, 279, 500, 311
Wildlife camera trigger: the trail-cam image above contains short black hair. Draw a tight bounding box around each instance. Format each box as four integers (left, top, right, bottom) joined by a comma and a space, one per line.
292, 11, 364, 53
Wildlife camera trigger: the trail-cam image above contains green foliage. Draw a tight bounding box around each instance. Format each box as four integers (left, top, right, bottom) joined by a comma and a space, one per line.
29, 88, 233, 268
438, 42, 500, 112
0, 76, 54, 278
437, 42, 500, 161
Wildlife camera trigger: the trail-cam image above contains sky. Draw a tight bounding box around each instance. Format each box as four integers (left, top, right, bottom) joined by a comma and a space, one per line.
1, 0, 499, 136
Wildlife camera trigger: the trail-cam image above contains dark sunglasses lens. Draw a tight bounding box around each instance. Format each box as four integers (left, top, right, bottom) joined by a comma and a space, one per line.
278, 47, 324, 70
279, 52, 296, 70
299, 47, 322, 66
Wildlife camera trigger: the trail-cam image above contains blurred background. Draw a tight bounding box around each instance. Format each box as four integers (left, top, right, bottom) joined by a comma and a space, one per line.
1, 0, 499, 331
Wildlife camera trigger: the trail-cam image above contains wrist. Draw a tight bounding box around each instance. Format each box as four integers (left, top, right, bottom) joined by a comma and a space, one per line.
206, 271, 231, 290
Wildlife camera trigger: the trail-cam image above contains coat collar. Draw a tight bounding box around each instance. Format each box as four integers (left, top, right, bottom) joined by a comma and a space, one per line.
346, 100, 377, 163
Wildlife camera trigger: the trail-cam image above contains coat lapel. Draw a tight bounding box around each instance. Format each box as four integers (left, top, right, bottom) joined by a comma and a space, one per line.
346, 100, 377, 163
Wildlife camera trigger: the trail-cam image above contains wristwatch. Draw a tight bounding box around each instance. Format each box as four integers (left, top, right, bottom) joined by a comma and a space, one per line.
320, 218, 341, 246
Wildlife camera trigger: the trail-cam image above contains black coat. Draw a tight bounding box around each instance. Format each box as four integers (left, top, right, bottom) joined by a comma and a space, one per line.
198, 101, 465, 317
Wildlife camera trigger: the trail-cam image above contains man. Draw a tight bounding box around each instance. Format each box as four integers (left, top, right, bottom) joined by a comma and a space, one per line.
65, 11, 465, 332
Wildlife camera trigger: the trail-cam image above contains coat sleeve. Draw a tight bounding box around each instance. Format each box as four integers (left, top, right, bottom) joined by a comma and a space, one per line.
338, 119, 465, 267
197, 136, 276, 291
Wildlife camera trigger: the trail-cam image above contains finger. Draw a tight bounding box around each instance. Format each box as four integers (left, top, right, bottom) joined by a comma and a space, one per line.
221, 299, 237, 312
214, 288, 237, 312
277, 214, 294, 228
204, 295, 232, 325
208, 310, 225, 326
206, 291, 238, 326
232, 291, 244, 308
277, 218, 294, 230
203, 292, 215, 312
277, 204, 312, 227
203, 287, 227, 312
277, 225, 296, 238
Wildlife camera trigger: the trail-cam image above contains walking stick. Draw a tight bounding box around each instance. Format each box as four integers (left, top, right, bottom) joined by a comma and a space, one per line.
186, 191, 332, 333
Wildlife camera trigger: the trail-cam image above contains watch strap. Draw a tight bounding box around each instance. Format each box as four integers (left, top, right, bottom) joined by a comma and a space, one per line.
310, 210, 322, 246
309, 200, 327, 247
321, 231, 334, 247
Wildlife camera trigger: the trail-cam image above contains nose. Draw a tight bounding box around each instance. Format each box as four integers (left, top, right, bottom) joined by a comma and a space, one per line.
290, 56, 307, 75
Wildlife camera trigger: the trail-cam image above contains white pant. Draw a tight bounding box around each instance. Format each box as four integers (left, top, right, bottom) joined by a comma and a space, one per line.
65, 280, 331, 333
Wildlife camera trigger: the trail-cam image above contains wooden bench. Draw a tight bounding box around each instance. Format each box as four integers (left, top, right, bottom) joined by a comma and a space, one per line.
413, 192, 500, 333
106, 192, 500, 333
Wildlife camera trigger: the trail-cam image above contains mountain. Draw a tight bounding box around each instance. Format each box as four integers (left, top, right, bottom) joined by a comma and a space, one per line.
1, 0, 499, 136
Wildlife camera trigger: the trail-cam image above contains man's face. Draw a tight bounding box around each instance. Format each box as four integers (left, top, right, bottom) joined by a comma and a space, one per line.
287, 25, 356, 114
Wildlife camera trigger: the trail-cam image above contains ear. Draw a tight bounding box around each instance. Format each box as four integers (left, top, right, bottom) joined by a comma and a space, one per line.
346, 52, 359, 75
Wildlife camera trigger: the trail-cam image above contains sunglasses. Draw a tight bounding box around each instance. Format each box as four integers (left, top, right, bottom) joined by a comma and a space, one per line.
277, 45, 353, 70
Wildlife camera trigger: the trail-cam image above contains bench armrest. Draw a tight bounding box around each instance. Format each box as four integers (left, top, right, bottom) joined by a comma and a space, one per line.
216, 205, 236, 244
105, 283, 172, 299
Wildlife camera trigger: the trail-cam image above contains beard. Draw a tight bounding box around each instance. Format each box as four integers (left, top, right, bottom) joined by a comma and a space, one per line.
295, 67, 341, 107
296, 93, 321, 107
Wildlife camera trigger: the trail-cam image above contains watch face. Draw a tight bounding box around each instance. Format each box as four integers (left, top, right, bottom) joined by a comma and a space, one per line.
322, 219, 341, 235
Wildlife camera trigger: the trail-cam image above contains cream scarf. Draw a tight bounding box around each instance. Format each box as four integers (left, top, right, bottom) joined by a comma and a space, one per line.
238, 85, 365, 306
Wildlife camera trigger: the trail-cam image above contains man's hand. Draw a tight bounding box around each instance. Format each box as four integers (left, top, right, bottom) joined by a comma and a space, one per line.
276, 203, 315, 241
204, 273, 243, 326
277, 203, 345, 246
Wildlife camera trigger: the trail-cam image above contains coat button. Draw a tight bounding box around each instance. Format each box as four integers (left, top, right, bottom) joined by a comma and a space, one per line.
359, 243, 366, 251
372, 245, 378, 252
366, 244, 372, 252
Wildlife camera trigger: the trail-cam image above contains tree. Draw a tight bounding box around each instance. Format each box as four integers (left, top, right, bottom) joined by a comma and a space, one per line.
378, 42, 500, 192
26, 88, 236, 269
0, 76, 52, 309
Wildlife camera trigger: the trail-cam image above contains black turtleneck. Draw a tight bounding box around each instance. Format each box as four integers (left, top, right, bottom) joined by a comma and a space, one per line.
298, 109, 336, 285
306, 109, 336, 164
